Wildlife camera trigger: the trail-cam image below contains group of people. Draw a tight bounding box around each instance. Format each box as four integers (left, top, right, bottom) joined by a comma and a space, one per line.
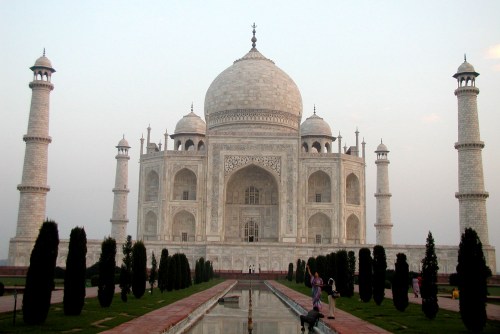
299, 265, 340, 331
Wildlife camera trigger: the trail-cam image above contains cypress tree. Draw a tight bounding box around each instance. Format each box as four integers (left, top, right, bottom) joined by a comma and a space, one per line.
131, 240, 147, 299
63, 226, 87, 315
97, 237, 116, 307
336, 250, 349, 296
149, 252, 157, 294
203, 258, 210, 282
287, 263, 293, 281
358, 248, 372, 302
166, 254, 175, 291
346, 251, 356, 297
185, 255, 192, 287
158, 248, 169, 292
392, 253, 409, 312
295, 259, 302, 283
316, 255, 327, 281
119, 235, 133, 301
457, 228, 490, 332
176, 254, 183, 289
421, 231, 439, 319
23, 220, 60, 325
372, 245, 387, 305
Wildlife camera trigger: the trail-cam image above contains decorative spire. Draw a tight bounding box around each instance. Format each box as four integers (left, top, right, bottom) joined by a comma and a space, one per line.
43, 48, 46, 57
313, 104, 316, 115
464, 53, 467, 62
251, 23, 257, 49
191, 102, 193, 112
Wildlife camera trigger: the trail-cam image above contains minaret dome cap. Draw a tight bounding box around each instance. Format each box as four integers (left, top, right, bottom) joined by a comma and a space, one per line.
453, 59, 479, 78
117, 137, 130, 148
375, 141, 388, 153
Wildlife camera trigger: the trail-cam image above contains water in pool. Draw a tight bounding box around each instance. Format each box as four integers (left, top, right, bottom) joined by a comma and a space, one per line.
184, 281, 310, 334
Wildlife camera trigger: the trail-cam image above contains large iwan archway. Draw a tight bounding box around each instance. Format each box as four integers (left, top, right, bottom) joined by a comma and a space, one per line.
224, 164, 279, 242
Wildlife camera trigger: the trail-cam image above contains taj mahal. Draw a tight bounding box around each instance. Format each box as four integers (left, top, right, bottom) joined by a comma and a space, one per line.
8, 27, 496, 274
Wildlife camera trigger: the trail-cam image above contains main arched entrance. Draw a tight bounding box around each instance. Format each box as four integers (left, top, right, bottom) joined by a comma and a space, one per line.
224, 164, 279, 242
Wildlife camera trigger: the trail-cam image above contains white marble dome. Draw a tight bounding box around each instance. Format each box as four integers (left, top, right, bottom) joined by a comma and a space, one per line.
457, 61, 476, 74
204, 48, 302, 132
117, 137, 130, 148
174, 111, 206, 135
376, 141, 388, 152
33, 56, 53, 69
300, 113, 332, 137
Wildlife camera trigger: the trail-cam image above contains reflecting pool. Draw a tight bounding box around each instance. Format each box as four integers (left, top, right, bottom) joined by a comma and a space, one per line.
184, 281, 307, 334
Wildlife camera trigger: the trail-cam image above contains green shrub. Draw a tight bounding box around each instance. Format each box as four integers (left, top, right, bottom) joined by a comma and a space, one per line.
421, 231, 439, 319
358, 247, 372, 302
373, 245, 387, 306
119, 235, 133, 302
63, 226, 87, 315
392, 253, 409, 312
158, 249, 169, 291
131, 241, 147, 299
287, 263, 293, 281
457, 228, 490, 332
97, 237, 116, 307
23, 220, 60, 325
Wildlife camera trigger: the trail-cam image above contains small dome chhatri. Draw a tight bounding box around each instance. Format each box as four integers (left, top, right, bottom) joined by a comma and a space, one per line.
32, 49, 55, 71
174, 105, 206, 135
300, 107, 332, 137
376, 139, 388, 153
454, 54, 479, 78
117, 135, 130, 148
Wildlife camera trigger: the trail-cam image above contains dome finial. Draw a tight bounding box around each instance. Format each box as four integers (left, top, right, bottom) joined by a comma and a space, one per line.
251, 22, 257, 49
191, 102, 193, 112
313, 104, 316, 115
464, 53, 467, 62
43, 48, 46, 57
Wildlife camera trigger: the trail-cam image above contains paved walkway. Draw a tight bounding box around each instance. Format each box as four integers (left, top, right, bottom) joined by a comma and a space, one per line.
0, 286, 99, 313
354, 286, 500, 322
1, 282, 499, 333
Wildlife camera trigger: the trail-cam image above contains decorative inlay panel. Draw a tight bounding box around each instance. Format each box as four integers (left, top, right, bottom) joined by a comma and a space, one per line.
224, 155, 281, 176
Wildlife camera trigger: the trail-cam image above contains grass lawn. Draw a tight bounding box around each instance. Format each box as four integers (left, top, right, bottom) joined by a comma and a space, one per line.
278, 280, 500, 334
0, 279, 223, 334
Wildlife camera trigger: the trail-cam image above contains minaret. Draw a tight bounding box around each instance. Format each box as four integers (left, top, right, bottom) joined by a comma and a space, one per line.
453, 57, 489, 245
15, 51, 56, 240
110, 136, 131, 242
374, 140, 393, 245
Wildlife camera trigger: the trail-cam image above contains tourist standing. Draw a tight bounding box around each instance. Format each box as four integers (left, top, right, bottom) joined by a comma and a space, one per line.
306, 265, 323, 309
323, 278, 337, 319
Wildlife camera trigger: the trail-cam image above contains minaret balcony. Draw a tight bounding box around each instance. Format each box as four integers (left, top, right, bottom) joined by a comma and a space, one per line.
454, 141, 484, 149
455, 191, 489, 199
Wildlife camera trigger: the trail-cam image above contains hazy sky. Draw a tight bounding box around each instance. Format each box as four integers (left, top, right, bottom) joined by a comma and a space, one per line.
1, 1, 499, 270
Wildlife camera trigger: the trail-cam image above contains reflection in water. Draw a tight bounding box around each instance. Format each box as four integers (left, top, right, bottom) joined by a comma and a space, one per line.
184, 281, 306, 334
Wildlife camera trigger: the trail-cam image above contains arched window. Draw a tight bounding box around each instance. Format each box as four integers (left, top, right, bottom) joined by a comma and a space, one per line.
302, 142, 309, 152
146, 171, 159, 201
308, 171, 331, 203
346, 214, 360, 243
198, 140, 205, 151
185, 139, 195, 151
244, 220, 259, 242
307, 212, 331, 244
346, 173, 360, 205
145, 211, 157, 236
173, 210, 195, 242
173, 168, 197, 200
312, 141, 321, 153
245, 186, 259, 204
